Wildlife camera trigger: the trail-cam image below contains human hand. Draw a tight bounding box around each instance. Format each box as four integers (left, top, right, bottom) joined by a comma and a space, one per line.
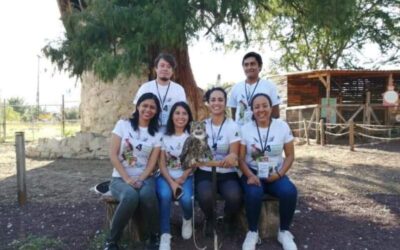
132, 178, 144, 189
247, 174, 261, 186
175, 176, 186, 185
265, 173, 281, 183
221, 153, 238, 168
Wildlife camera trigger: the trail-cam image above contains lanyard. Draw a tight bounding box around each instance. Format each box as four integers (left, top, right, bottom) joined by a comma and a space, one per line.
155, 80, 171, 110
244, 78, 260, 105
255, 119, 272, 154
210, 117, 226, 150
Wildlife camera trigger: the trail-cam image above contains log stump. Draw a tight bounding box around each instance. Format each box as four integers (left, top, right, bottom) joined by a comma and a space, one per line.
101, 194, 146, 242
238, 195, 280, 239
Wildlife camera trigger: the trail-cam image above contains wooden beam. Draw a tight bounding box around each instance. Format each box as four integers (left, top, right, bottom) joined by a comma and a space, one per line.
318, 75, 328, 88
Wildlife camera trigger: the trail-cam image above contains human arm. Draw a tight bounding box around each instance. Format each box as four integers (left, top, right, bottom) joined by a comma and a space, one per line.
221, 140, 239, 168
238, 143, 261, 186
266, 140, 294, 183
159, 150, 182, 195
135, 146, 161, 188
109, 134, 138, 186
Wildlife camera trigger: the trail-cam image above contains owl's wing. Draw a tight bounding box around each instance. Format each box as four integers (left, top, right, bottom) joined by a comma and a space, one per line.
180, 136, 194, 163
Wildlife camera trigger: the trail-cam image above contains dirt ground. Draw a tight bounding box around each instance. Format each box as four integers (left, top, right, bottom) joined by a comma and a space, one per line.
0, 141, 399, 250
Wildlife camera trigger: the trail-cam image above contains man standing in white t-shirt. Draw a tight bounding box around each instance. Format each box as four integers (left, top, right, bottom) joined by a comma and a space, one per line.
133, 53, 187, 130
228, 52, 280, 126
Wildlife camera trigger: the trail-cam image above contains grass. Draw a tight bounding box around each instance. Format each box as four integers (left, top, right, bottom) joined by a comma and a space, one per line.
0, 121, 80, 142
9, 235, 66, 250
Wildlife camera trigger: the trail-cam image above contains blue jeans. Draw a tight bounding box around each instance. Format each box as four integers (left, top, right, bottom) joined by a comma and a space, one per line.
156, 175, 193, 234
108, 177, 159, 242
195, 169, 243, 220
241, 173, 297, 231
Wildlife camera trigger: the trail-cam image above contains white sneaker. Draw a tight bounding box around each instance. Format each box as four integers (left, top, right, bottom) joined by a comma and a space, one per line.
159, 233, 171, 250
242, 231, 260, 250
181, 217, 192, 239
278, 230, 297, 250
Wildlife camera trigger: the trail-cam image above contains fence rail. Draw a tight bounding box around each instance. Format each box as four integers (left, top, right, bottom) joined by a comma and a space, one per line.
0, 97, 80, 143
289, 118, 400, 150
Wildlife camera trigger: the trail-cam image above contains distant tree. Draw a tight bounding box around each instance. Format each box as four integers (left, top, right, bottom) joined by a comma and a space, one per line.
7, 97, 27, 116
64, 107, 80, 120
252, 0, 400, 71
5, 106, 21, 121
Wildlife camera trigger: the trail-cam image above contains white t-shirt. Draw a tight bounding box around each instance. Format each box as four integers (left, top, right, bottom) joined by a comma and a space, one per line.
133, 80, 187, 128
161, 132, 190, 179
199, 118, 241, 174
112, 120, 162, 177
228, 79, 280, 126
240, 118, 293, 172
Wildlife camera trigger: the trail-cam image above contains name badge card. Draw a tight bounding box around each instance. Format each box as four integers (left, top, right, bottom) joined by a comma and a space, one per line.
257, 158, 277, 179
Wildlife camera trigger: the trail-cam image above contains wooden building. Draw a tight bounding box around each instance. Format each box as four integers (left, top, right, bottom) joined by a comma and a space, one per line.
275, 69, 400, 125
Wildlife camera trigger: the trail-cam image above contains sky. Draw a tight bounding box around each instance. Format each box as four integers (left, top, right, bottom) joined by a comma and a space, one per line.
0, 1, 255, 107
0, 1, 394, 107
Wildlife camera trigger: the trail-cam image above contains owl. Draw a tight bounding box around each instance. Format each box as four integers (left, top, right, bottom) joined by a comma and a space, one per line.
180, 121, 213, 170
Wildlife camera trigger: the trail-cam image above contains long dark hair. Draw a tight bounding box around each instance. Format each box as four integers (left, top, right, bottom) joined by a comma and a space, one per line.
130, 92, 161, 136
250, 93, 273, 121
165, 102, 193, 136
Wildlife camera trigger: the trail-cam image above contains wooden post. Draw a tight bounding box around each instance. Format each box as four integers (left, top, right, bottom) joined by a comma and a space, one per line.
366, 92, 371, 125
15, 132, 27, 206
319, 119, 325, 146
61, 95, 65, 137
349, 120, 355, 151
303, 119, 310, 145
212, 167, 218, 250
298, 109, 303, 138
2, 99, 6, 142
316, 106, 320, 143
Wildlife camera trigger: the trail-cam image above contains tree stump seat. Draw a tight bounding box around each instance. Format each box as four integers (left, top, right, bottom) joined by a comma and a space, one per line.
101, 191, 279, 242
236, 194, 280, 239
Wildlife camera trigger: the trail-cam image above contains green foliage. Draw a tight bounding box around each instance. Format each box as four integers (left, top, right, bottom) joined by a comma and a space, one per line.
8, 97, 27, 115
5, 106, 21, 121
43, 0, 262, 81
254, 0, 400, 70
10, 235, 65, 250
64, 107, 80, 120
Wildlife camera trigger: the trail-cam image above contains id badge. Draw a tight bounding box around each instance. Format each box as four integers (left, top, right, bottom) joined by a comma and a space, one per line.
244, 109, 253, 123
161, 112, 169, 126
257, 160, 276, 179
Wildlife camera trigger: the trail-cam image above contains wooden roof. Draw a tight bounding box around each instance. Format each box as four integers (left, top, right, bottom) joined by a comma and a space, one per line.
281, 69, 400, 78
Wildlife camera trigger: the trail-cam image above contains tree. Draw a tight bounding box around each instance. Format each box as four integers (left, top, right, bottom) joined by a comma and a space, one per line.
45, 0, 266, 118
253, 0, 400, 71
7, 97, 27, 116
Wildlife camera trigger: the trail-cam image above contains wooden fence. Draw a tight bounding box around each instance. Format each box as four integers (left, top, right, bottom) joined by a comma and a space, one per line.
286, 104, 400, 150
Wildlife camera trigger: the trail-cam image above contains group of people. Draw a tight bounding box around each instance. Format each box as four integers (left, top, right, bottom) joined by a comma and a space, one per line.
104, 52, 298, 250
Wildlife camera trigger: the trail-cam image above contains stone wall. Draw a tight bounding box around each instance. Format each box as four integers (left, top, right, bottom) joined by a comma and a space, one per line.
26, 132, 110, 159
80, 72, 147, 136
27, 72, 147, 159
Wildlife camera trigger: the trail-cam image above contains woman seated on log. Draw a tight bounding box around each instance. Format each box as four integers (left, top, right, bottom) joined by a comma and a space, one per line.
195, 87, 243, 237
104, 92, 162, 250
239, 93, 298, 250
156, 101, 194, 250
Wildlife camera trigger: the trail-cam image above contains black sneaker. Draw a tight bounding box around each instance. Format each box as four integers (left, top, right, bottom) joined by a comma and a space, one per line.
146, 233, 160, 250
104, 241, 119, 250
203, 219, 214, 237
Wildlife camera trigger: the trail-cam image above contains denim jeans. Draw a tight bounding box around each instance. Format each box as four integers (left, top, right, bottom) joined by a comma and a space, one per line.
241, 172, 297, 232
107, 177, 159, 242
156, 175, 193, 234
195, 169, 243, 220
